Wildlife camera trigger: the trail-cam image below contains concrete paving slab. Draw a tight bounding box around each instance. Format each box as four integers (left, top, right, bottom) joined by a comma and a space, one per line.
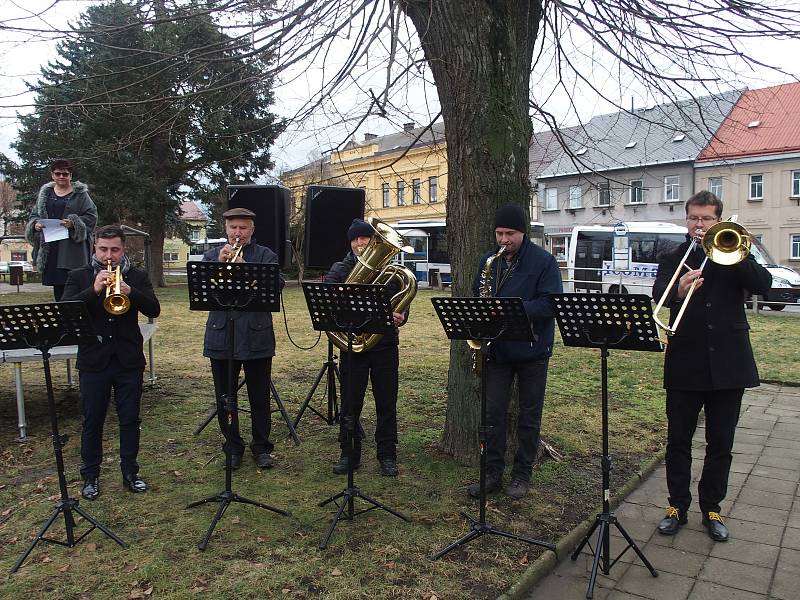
782, 527, 800, 551
687, 581, 766, 600
708, 538, 780, 569
616, 564, 692, 600
743, 474, 798, 494
734, 488, 795, 511
698, 556, 772, 595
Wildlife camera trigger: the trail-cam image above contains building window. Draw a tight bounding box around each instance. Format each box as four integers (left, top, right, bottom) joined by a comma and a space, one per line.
709, 177, 723, 200
568, 185, 583, 209
189, 229, 200, 242
163, 252, 179, 262
397, 181, 405, 206
597, 182, 610, 207
791, 171, 800, 197
412, 178, 422, 204
664, 175, 680, 202
749, 174, 763, 200
382, 183, 390, 208
550, 236, 567, 262
628, 179, 644, 204
428, 176, 438, 202
10, 251, 27, 261
544, 187, 558, 211
791, 234, 800, 260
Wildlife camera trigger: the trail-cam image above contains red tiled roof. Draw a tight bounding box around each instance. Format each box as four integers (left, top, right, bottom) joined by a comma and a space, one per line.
698, 82, 800, 161
179, 200, 208, 221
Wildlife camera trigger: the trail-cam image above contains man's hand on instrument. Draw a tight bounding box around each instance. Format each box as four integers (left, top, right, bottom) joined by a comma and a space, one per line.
94, 269, 112, 294
119, 280, 131, 295
678, 269, 704, 298
219, 243, 235, 262
393, 311, 405, 327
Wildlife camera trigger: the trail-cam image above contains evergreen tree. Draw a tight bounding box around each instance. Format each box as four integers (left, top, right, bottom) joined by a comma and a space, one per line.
6, 0, 280, 284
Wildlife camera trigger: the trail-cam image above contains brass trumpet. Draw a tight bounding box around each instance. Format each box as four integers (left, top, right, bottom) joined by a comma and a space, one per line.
226, 237, 244, 263
103, 259, 131, 315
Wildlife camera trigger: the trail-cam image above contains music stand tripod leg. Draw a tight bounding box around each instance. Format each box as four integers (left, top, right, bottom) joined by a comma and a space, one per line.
271, 379, 300, 445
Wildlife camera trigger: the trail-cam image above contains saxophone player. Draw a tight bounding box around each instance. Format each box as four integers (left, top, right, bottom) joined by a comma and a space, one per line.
325, 219, 410, 477
468, 204, 562, 499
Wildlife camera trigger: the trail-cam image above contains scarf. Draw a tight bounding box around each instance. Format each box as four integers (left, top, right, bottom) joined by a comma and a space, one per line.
91, 254, 132, 275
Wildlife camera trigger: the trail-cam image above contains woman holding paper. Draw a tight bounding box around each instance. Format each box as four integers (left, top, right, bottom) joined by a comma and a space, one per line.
25, 159, 98, 300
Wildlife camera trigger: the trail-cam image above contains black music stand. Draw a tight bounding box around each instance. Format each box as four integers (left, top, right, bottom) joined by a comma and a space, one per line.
429, 296, 556, 560
185, 260, 290, 551
551, 293, 660, 599
1, 302, 127, 573
301, 282, 411, 549
292, 339, 341, 428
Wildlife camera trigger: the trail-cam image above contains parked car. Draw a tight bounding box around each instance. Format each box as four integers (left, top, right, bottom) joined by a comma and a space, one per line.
0, 261, 8, 273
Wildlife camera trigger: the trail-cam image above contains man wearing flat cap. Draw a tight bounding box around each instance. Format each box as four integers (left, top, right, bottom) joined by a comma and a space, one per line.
202, 207, 285, 470
325, 218, 409, 477
468, 203, 562, 499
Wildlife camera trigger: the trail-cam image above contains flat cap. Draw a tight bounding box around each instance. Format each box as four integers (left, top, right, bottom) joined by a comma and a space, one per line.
223, 207, 256, 219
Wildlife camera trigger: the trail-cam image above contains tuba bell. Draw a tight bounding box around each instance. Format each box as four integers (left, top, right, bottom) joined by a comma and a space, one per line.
326, 218, 418, 353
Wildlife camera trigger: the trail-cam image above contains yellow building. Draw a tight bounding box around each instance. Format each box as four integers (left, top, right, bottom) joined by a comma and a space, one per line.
280, 122, 449, 283
162, 200, 209, 271
281, 122, 448, 221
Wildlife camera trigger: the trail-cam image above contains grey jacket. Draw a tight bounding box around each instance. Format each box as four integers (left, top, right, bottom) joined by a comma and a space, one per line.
25, 181, 98, 272
201, 242, 285, 360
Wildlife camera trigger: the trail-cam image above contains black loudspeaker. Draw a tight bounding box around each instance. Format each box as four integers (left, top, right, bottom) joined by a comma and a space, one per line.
304, 186, 365, 270
227, 184, 291, 268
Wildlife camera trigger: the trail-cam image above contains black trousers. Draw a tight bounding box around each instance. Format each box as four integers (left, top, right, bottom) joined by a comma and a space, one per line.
210, 357, 273, 457
338, 345, 399, 460
79, 357, 143, 479
665, 388, 743, 515
485, 358, 549, 482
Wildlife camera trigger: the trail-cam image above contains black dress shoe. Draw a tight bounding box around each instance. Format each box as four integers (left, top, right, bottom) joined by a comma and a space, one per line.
657, 506, 687, 535
702, 512, 729, 542
332, 453, 361, 475
379, 459, 399, 477
468, 472, 502, 498
122, 474, 147, 493
228, 454, 243, 470
81, 477, 100, 501
504, 477, 530, 499
254, 453, 275, 469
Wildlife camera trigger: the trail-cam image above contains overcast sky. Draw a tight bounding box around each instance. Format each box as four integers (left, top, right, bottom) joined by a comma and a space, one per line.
2, 1, 799, 178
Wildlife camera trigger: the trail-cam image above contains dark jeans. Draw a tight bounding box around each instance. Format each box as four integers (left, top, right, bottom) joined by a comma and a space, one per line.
210, 358, 273, 457
665, 388, 743, 515
485, 358, 549, 482
338, 345, 399, 460
79, 357, 143, 479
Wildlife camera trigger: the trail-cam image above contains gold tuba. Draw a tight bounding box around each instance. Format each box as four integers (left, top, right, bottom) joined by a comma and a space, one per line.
326, 218, 418, 353
103, 259, 131, 315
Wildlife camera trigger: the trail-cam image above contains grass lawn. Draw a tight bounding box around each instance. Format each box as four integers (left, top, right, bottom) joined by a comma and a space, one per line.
1, 285, 798, 599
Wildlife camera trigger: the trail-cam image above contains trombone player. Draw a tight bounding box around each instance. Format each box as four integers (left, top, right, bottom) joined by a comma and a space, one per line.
653, 191, 771, 542
62, 225, 161, 500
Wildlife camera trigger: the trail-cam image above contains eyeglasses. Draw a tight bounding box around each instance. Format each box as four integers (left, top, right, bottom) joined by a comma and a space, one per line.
686, 216, 718, 223
52, 171, 71, 177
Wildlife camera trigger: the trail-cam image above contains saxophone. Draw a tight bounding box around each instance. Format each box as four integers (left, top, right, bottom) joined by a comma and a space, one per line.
467, 245, 506, 375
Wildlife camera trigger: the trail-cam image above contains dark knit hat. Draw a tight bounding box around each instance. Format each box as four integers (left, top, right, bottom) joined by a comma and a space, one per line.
347, 218, 373, 241
494, 204, 527, 233
223, 207, 256, 220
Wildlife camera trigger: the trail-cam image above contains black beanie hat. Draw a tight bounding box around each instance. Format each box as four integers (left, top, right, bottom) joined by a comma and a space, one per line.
347, 218, 374, 241
494, 204, 527, 233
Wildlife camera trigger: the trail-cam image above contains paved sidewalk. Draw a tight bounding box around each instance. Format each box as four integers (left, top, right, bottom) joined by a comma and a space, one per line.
526, 384, 800, 600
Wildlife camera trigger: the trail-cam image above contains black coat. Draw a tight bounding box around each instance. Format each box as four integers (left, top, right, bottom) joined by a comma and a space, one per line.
652, 239, 772, 391
472, 238, 563, 363
325, 251, 408, 349
202, 242, 285, 360
62, 264, 161, 372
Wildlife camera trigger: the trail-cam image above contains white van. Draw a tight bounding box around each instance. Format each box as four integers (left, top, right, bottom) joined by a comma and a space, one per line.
565, 221, 800, 309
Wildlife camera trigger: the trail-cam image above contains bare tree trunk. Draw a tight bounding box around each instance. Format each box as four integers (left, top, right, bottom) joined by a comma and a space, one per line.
404, 1, 541, 460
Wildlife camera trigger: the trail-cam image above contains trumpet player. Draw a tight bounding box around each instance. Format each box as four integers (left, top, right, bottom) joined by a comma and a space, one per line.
202, 207, 284, 470
654, 191, 771, 542
62, 225, 161, 501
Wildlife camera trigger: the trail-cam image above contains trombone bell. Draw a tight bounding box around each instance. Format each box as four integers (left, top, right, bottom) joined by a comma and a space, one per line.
702, 221, 750, 266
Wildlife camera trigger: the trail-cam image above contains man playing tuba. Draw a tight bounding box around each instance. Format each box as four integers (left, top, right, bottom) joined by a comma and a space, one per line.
326, 218, 410, 477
